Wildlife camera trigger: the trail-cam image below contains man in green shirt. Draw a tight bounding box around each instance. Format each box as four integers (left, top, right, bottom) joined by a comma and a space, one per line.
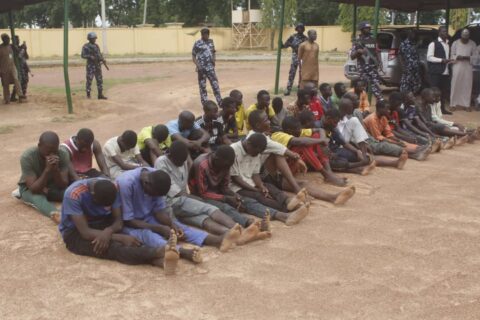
15, 131, 70, 223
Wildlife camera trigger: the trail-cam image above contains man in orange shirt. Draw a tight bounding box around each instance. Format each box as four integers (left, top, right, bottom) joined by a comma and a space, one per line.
349, 80, 370, 115
364, 101, 430, 161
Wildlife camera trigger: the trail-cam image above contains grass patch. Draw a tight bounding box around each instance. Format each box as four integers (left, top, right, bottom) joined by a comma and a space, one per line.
0, 124, 22, 134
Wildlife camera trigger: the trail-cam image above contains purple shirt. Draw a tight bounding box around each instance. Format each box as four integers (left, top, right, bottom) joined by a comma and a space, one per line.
58, 178, 121, 238
116, 167, 167, 221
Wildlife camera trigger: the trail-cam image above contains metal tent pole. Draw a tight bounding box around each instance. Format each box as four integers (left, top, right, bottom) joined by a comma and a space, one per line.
64, 0, 73, 114
274, 0, 286, 95
445, 0, 450, 31
101, 0, 108, 54
352, 0, 358, 41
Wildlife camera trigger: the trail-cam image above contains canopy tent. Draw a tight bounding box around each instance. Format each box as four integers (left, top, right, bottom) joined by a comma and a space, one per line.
2, 0, 73, 113
273, 0, 478, 94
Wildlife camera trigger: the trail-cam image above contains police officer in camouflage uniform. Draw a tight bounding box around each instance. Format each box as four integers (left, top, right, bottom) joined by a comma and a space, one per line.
351, 21, 384, 101
81, 32, 107, 100
192, 28, 222, 106
282, 23, 307, 96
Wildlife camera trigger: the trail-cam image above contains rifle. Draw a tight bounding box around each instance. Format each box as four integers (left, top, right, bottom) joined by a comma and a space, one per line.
102, 60, 109, 71
352, 37, 384, 75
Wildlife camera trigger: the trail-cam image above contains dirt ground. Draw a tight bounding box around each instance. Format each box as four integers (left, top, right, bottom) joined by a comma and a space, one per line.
1, 60, 480, 320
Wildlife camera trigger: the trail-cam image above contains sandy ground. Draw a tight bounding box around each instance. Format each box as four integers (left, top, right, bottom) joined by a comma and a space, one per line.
1, 61, 480, 320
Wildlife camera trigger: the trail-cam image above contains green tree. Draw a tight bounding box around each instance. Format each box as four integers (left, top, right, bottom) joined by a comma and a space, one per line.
338, 4, 388, 33
261, 0, 297, 49
417, 10, 443, 25
297, 0, 339, 26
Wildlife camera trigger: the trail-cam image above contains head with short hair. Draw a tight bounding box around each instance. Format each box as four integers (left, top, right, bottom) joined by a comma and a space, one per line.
272, 97, 284, 114
343, 92, 360, 109
152, 124, 169, 142
298, 110, 315, 128
319, 83, 332, 98
212, 145, 236, 170
295, 23, 305, 33
303, 82, 318, 98
142, 170, 171, 197
282, 116, 302, 137
421, 88, 435, 104
403, 91, 416, 106
323, 108, 342, 131
334, 82, 347, 98
375, 100, 390, 117
431, 87, 441, 103
220, 97, 237, 117
229, 89, 243, 109
244, 133, 267, 156
353, 80, 366, 93
338, 98, 354, 116
168, 140, 189, 167
203, 100, 219, 121
256, 90, 270, 109
438, 26, 448, 40
248, 109, 270, 133
38, 131, 60, 158
388, 91, 403, 109
76, 128, 95, 152
201, 28, 210, 41
307, 29, 317, 41
92, 179, 117, 206
120, 130, 138, 150
297, 89, 310, 106
178, 110, 196, 131
1, 33, 10, 45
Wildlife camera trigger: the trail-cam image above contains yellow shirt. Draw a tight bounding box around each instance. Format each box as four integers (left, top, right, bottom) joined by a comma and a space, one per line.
271, 131, 294, 147
245, 103, 276, 130
300, 129, 313, 137
234, 104, 246, 134
137, 126, 172, 151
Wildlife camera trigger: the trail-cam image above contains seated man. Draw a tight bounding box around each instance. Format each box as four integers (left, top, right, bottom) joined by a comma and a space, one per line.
249, 109, 354, 202
195, 100, 231, 150
271, 97, 287, 132
332, 82, 347, 109
220, 97, 242, 141
166, 110, 210, 158
58, 178, 180, 274
336, 98, 408, 169
319, 83, 334, 112
61, 128, 110, 179
229, 89, 246, 138
303, 82, 324, 126
154, 141, 259, 244
349, 80, 370, 115
189, 145, 272, 243
103, 130, 148, 179
15, 131, 69, 223
322, 110, 376, 175
287, 89, 312, 118
364, 101, 430, 161
137, 124, 171, 166
230, 133, 309, 226
245, 90, 279, 130
117, 167, 242, 255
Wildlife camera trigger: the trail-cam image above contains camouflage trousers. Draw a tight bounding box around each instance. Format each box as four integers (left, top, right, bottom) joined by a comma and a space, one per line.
86, 63, 103, 95
286, 53, 300, 92
20, 65, 29, 96
359, 63, 383, 101
197, 68, 222, 106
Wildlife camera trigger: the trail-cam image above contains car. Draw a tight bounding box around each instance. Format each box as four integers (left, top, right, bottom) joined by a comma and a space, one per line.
344, 27, 438, 88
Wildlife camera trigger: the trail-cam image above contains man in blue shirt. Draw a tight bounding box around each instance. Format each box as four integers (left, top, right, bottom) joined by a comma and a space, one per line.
59, 178, 180, 274
166, 110, 210, 158
116, 167, 242, 255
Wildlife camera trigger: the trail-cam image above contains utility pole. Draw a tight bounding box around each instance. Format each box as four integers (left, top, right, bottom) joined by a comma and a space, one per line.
143, 0, 148, 26
101, 0, 108, 54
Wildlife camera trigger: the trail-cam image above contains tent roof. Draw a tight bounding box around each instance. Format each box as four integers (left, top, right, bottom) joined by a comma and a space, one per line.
330, 0, 478, 12
0, 0, 49, 13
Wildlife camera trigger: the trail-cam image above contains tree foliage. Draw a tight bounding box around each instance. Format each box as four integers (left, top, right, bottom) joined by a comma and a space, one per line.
338, 4, 388, 33
261, 0, 297, 49
296, 0, 339, 26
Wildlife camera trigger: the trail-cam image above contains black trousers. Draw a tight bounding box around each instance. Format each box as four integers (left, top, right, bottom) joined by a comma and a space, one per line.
429, 73, 450, 111
63, 218, 158, 265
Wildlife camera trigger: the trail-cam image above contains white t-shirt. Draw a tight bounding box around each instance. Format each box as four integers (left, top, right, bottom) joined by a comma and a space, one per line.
338, 116, 369, 144
103, 136, 140, 169
229, 141, 262, 192
154, 155, 188, 199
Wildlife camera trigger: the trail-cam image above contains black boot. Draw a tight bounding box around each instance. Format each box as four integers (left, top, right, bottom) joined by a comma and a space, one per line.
10, 92, 17, 102
87, 92, 91, 99
98, 90, 107, 100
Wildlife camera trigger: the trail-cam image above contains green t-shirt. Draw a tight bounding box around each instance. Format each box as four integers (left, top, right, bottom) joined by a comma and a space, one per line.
18, 147, 70, 187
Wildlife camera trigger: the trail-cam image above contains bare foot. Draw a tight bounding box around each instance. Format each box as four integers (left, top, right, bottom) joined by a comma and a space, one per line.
220, 224, 242, 252
360, 160, 376, 176
285, 203, 310, 226
180, 247, 203, 264
431, 139, 442, 153
334, 186, 356, 205
50, 211, 61, 225
164, 230, 180, 275
237, 223, 261, 245
455, 135, 469, 146
396, 153, 408, 170
325, 175, 348, 187
287, 188, 307, 211
443, 137, 455, 150
261, 209, 272, 232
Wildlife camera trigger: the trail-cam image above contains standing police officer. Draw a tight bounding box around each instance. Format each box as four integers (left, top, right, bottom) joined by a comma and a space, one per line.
192, 28, 222, 106
282, 23, 307, 96
81, 32, 107, 100
350, 21, 384, 101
